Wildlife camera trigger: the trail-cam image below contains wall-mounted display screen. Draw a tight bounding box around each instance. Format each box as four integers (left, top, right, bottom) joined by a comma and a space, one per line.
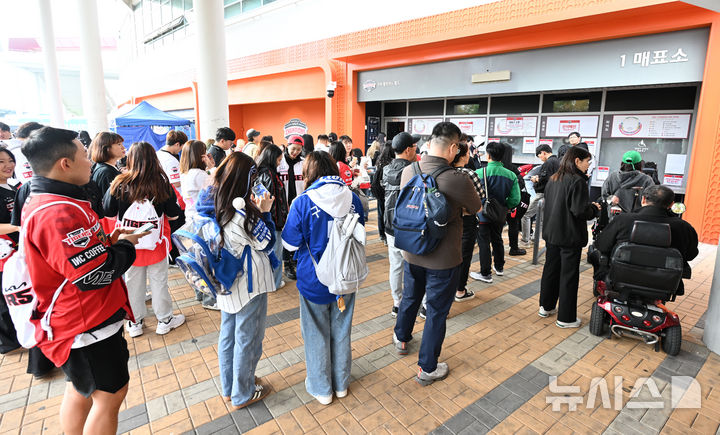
541, 115, 600, 138
602, 114, 692, 139
490, 116, 538, 137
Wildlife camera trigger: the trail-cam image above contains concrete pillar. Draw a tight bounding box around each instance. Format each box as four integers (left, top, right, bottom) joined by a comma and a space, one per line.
703, 243, 720, 354
76, 0, 108, 135
37, 0, 64, 128
193, 0, 229, 140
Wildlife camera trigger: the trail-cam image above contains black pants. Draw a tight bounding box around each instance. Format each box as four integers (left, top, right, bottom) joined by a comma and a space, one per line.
458, 215, 479, 292
506, 213, 521, 250
27, 346, 55, 377
539, 244, 582, 323
0, 271, 21, 354
377, 198, 386, 240
477, 221, 504, 276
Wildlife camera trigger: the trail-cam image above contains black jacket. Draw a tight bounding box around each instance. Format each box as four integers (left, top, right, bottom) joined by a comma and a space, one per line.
381, 158, 413, 236
542, 168, 598, 248
596, 205, 698, 281
91, 162, 120, 196
534, 155, 560, 194
257, 166, 288, 229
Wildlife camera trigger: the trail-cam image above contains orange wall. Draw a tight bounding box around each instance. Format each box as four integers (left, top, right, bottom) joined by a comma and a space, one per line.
227, 68, 325, 105
228, 99, 325, 145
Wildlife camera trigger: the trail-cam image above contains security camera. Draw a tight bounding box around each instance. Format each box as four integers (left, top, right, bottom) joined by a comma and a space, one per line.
326, 81, 337, 98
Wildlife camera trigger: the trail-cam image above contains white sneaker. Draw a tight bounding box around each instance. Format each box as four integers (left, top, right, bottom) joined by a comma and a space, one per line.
556, 318, 582, 328
335, 389, 348, 398
469, 271, 493, 283
145, 291, 152, 302
492, 266, 504, 276
126, 320, 143, 338
313, 394, 333, 405
277, 280, 286, 289
202, 302, 220, 311
538, 307, 558, 318
519, 240, 532, 248
156, 314, 186, 335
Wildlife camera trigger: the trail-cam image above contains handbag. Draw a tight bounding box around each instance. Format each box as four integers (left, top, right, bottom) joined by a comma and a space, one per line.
480, 167, 508, 224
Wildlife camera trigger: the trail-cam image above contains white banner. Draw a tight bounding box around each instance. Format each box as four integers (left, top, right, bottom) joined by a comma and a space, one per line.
493, 116, 537, 137
448, 117, 487, 136
610, 114, 691, 139
411, 118, 443, 135
544, 116, 599, 137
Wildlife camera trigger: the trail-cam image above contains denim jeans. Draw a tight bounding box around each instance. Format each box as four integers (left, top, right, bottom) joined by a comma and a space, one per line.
218, 293, 267, 406
394, 262, 459, 373
299, 293, 356, 397
273, 230, 283, 288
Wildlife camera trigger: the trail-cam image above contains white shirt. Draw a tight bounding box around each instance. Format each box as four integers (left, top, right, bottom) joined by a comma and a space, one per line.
277, 155, 305, 202
180, 168, 210, 218
157, 149, 181, 187
315, 143, 330, 153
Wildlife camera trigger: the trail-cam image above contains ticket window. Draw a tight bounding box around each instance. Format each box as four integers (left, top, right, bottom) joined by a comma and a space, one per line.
488, 95, 541, 164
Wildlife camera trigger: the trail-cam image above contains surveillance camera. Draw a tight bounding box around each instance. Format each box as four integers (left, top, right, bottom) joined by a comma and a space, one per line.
326, 81, 337, 98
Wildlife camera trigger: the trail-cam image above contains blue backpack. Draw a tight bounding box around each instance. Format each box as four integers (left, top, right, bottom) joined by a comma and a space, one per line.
392, 162, 452, 255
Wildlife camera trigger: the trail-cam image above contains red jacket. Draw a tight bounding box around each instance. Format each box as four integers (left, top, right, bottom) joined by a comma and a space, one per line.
23, 181, 135, 366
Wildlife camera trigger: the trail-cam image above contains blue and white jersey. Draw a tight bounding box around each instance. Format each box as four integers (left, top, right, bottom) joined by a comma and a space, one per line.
282, 176, 365, 304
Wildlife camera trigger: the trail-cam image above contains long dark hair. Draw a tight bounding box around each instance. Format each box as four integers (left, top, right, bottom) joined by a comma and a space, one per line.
256, 144, 283, 170
329, 141, 347, 164
180, 140, 207, 173
109, 142, 170, 203
551, 146, 591, 182
376, 141, 395, 169
213, 152, 261, 246
500, 142, 515, 169
303, 151, 340, 189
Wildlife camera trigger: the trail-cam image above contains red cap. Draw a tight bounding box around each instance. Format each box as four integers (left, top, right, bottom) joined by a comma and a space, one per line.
287, 135, 304, 146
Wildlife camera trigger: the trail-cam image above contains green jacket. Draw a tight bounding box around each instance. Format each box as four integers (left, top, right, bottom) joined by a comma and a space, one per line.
475, 161, 520, 223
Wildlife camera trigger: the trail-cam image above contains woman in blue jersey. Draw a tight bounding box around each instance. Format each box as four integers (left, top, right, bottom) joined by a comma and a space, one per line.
281, 151, 365, 405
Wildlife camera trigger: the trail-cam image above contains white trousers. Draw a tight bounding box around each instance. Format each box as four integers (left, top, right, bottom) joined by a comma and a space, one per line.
125, 258, 172, 323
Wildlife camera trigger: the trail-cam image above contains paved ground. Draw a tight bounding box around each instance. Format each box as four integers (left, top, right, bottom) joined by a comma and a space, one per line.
0, 203, 718, 435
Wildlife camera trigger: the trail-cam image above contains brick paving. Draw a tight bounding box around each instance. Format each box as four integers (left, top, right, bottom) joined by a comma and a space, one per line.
0, 203, 718, 434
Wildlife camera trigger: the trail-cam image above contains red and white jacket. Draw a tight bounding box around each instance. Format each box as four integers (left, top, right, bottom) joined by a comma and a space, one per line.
22, 178, 136, 366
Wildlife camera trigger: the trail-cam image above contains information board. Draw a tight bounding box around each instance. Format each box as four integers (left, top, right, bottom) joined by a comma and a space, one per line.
410, 118, 443, 135
602, 114, 692, 139
541, 115, 599, 138
491, 116, 538, 137
447, 117, 487, 136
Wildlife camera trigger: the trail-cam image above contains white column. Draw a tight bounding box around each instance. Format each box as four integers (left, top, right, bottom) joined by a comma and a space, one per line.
193, 0, 229, 139
703, 243, 720, 353
37, 0, 64, 128
76, 0, 108, 135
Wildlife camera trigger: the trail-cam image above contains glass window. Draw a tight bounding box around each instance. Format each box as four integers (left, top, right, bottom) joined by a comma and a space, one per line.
490, 95, 540, 114
605, 86, 697, 111
242, 0, 262, 12
447, 98, 488, 115
224, 2, 243, 18
542, 92, 602, 112
408, 100, 444, 116
384, 102, 406, 117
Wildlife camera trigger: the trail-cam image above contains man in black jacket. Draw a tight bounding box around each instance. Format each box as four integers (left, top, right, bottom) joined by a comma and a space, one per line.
521, 144, 559, 246
382, 132, 419, 318
595, 185, 698, 295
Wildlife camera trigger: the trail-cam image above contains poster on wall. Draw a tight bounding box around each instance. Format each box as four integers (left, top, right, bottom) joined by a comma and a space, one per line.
411, 118, 444, 136
603, 114, 692, 139
491, 116, 538, 137
447, 117, 487, 137
584, 138, 597, 155
283, 118, 308, 139
542, 115, 599, 138
522, 138, 537, 154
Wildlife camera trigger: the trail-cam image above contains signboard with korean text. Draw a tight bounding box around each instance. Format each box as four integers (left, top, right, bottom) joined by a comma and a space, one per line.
602, 114, 692, 139
541, 116, 599, 138
490, 116, 538, 137
410, 118, 443, 136
283, 118, 308, 139
447, 117, 487, 137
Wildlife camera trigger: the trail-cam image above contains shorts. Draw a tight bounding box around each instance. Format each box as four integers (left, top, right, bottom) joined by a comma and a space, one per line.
60, 329, 130, 398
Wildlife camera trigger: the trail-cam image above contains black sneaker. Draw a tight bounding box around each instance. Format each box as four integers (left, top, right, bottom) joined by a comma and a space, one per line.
509, 248, 527, 256
419, 306, 427, 319
391, 306, 398, 318
454, 290, 475, 302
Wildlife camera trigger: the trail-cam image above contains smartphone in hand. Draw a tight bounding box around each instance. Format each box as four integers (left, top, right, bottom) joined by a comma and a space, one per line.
252, 181, 270, 198
133, 222, 155, 234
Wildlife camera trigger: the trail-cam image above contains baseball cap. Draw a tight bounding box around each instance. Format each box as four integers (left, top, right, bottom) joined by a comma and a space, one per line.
287, 135, 304, 146
391, 132, 420, 153
622, 150, 642, 165
246, 129, 260, 139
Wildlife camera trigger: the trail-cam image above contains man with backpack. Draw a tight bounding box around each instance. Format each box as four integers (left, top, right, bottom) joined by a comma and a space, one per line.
392, 122, 483, 386
17, 127, 146, 434
382, 132, 418, 318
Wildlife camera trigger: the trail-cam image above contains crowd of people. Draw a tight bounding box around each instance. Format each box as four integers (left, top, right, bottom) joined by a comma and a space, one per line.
0, 119, 699, 434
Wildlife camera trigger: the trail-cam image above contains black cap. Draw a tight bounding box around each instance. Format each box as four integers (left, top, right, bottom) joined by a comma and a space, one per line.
391, 132, 420, 153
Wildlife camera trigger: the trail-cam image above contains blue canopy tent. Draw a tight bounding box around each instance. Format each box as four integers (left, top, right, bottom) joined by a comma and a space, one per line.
113, 101, 194, 150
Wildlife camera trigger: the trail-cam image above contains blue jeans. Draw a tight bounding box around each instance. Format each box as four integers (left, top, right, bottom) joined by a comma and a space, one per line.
273, 230, 283, 288
218, 293, 267, 406
394, 262, 460, 373
299, 293, 356, 397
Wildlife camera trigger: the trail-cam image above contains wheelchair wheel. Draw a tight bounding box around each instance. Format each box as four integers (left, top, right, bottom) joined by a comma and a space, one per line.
593, 281, 599, 297
662, 325, 682, 356
589, 302, 608, 336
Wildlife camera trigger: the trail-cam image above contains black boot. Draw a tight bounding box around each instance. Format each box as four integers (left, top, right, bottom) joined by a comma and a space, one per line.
284, 261, 297, 280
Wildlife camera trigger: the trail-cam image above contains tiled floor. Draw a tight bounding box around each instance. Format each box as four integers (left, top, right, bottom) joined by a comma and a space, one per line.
1, 203, 718, 435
